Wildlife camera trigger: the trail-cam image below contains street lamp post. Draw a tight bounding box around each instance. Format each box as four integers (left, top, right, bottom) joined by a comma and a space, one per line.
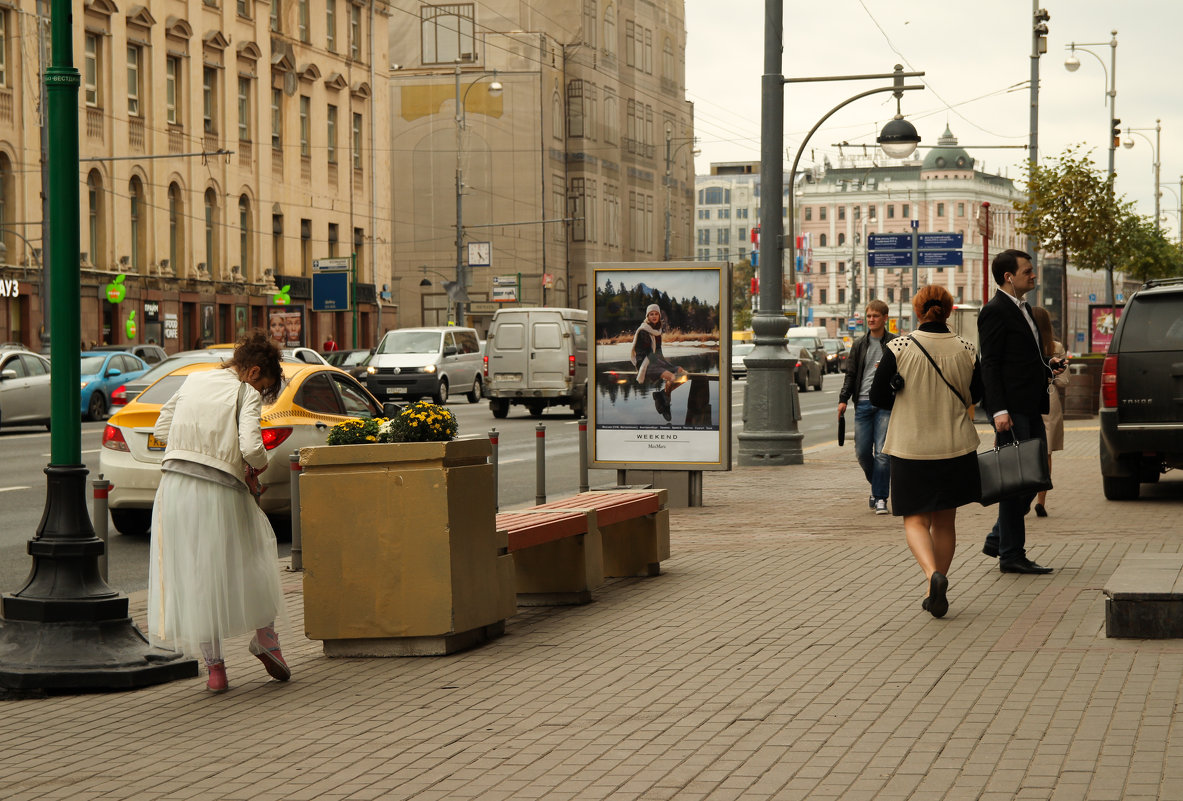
1065, 29, 1118, 307
454, 61, 502, 325
664, 133, 699, 261
1161, 182, 1182, 241
1122, 119, 1162, 232
742, 2, 923, 467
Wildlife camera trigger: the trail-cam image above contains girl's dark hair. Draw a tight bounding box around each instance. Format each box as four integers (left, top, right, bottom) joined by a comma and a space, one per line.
912, 284, 954, 325
226, 331, 283, 403
1029, 305, 1056, 359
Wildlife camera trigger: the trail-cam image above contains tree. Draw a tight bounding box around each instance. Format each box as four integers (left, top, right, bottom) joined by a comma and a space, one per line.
1107, 214, 1183, 284
732, 257, 755, 332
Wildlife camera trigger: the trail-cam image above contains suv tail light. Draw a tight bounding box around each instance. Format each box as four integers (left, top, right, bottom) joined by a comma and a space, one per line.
111, 385, 128, 407
101, 425, 130, 452
261, 427, 293, 450
1101, 355, 1118, 409
483, 355, 489, 378
568, 354, 576, 377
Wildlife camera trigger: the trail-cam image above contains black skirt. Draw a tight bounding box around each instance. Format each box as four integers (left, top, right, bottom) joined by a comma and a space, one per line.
889, 452, 981, 516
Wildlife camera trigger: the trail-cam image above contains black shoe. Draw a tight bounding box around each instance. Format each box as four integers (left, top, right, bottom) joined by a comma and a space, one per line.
1034, 503, 1047, 517
999, 557, 1054, 574
921, 597, 931, 613
928, 572, 949, 618
983, 542, 999, 558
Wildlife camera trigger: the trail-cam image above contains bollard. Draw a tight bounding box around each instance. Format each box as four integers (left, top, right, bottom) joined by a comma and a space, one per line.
578, 418, 589, 493
535, 423, 546, 505
92, 475, 111, 583
488, 428, 499, 511
289, 451, 303, 571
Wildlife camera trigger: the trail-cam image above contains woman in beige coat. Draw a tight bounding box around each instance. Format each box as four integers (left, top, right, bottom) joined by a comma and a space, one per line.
1030, 306, 1070, 517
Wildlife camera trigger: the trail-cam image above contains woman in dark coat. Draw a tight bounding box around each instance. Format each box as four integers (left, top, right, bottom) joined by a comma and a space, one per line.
630, 303, 688, 421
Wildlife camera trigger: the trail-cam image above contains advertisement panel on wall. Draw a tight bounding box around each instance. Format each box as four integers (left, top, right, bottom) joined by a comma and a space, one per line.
589, 262, 731, 470
267, 304, 306, 348
1088, 304, 1124, 353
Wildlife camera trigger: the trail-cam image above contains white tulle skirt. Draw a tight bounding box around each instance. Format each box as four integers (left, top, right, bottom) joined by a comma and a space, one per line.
148, 471, 286, 656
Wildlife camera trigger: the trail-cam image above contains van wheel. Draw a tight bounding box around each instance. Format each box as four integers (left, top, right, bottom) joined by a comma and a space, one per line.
571, 396, 586, 419
528, 403, 545, 418
467, 377, 483, 403
1102, 474, 1140, 501
490, 398, 509, 418
111, 508, 152, 536
434, 379, 449, 405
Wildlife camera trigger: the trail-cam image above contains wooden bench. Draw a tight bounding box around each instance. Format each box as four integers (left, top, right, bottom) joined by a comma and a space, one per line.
495, 488, 670, 606
1104, 553, 1183, 638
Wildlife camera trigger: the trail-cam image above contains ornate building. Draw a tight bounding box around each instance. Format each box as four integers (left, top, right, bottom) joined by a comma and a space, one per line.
0, 0, 393, 351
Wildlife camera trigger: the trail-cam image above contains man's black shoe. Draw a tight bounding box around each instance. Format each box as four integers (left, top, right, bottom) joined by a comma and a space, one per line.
999, 557, 1053, 574
982, 543, 999, 558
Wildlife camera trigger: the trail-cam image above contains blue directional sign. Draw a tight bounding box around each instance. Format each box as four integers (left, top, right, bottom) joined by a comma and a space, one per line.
868, 250, 913, 268
868, 233, 912, 250
312, 271, 351, 311
918, 233, 963, 249
917, 249, 962, 266
869, 248, 962, 268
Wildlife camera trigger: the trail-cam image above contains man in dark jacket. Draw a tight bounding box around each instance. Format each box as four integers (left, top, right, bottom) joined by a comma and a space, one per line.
838, 300, 896, 514
978, 249, 1066, 574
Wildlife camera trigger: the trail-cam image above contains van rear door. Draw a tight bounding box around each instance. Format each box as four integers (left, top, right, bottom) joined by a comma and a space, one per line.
528, 317, 567, 390
488, 313, 529, 391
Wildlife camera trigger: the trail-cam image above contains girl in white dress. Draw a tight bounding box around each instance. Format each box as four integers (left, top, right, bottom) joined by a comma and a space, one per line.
148, 333, 290, 693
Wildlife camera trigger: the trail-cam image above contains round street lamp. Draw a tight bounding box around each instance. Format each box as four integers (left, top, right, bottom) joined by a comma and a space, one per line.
877, 116, 923, 159
1064, 53, 1081, 72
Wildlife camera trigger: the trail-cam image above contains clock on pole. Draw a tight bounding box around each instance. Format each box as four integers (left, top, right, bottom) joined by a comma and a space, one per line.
467, 241, 491, 267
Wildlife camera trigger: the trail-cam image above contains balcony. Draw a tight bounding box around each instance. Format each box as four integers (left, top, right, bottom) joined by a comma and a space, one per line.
353, 168, 364, 194
272, 148, 284, 182
204, 132, 218, 154
86, 107, 104, 141
0, 88, 12, 126
327, 162, 338, 188
238, 140, 252, 169
129, 117, 145, 152
168, 125, 184, 154
301, 155, 311, 183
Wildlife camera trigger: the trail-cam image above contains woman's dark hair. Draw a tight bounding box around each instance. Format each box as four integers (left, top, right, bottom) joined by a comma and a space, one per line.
1029, 304, 1056, 359
912, 285, 954, 325
226, 331, 283, 403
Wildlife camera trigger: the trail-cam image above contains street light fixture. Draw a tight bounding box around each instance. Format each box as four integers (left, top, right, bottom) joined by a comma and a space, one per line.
1122, 119, 1162, 232
454, 61, 502, 325
664, 133, 700, 261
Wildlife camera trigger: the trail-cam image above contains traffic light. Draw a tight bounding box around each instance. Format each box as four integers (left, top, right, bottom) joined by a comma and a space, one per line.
1112, 118, 1121, 148
1034, 9, 1050, 54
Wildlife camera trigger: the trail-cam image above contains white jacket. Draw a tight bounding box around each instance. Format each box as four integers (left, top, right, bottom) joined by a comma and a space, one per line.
153, 368, 268, 483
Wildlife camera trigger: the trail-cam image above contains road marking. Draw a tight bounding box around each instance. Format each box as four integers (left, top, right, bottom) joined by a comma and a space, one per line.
0, 486, 32, 493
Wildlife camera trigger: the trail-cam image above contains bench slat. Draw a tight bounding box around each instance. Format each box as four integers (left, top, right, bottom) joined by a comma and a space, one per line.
496, 510, 589, 552
528, 492, 660, 526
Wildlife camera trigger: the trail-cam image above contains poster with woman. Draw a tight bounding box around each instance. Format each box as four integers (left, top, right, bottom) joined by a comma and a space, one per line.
268, 304, 305, 347
589, 263, 731, 469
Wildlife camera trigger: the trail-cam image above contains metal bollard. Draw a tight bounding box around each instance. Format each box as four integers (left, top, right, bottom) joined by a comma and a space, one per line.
488, 428, 499, 511
535, 423, 546, 505
289, 451, 303, 571
578, 418, 589, 493
93, 475, 111, 583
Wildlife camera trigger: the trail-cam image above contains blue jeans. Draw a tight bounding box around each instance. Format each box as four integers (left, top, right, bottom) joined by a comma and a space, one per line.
854, 400, 891, 500
984, 411, 1046, 562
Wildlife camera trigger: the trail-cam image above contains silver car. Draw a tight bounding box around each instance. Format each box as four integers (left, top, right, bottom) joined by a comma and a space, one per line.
0, 349, 52, 430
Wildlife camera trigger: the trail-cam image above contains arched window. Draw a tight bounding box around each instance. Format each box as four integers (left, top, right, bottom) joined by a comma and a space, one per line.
663, 37, 674, 79
838, 232, 845, 246
583, 0, 597, 49
0, 153, 13, 263
87, 170, 105, 268
552, 92, 563, 140
603, 4, 615, 56
204, 188, 220, 274
128, 177, 145, 271
168, 183, 184, 272
238, 194, 251, 277
819, 233, 827, 247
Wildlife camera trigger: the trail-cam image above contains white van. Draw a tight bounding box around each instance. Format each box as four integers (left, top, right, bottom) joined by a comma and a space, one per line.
364, 326, 483, 404
788, 325, 829, 340
484, 307, 588, 418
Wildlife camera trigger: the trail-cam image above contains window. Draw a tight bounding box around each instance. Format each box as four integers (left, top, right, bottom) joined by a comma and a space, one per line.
838, 288, 845, 304
129, 177, 144, 271
569, 178, 585, 241
84, 33, 101, 107
299, 95, 310, 157
902, 204, 910, 217
804, 207, 812, 221
166, 56, 180, 125
643, 29, 652, 74
0, 11, 7, 88
239, 195, 251, 275
272, 213, 284, 273
853, 205, 861, 220
271, 88, 283, 148
887, 204, 895, 219
352, 112, 363, 169
937, 202, 945, 217
717, 208, 730, 219
697, 229, 709, 245
168, 183, 184, 270
738, 228, 746, 242
326, 0, 337, 51
127, 46, 142, 116
237, 77, 251, 141
603, 4, 615, 56
868, 205, 877, 220
350, 2, 364, 60
819, 206, 827, 221
237, 0, 250, 17
819, 289, 827, 304
567, 81, 584, 138
625, 20, 635, 67
819, 234, 827, 247
717, 229, 729, 245
327, 104, 338, 163
354, 227, 365, 277
603, 90, 617, 144
298, 0, 310, 42
583, 0, 597, 49
421, 4, 474, 63
270, 0, 281, 32
203, 67, 218, 133
87, 171, 104, 266
327, 222, 339, 257
662, 37, 673, 79
958, 202, 965, 217
819, 262, 827, 274
838, 232, 845, 246
838, 206, 845, 221
204, 189, 219, 274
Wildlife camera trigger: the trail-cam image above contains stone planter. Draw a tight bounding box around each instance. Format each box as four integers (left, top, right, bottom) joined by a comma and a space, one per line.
299, 437, 517, 656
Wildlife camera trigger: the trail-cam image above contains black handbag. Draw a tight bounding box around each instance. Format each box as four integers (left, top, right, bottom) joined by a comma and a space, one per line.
977, 430, 1052, 506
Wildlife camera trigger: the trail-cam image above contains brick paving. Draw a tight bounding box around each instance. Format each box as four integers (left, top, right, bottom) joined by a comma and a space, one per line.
3, 419, 1183, 800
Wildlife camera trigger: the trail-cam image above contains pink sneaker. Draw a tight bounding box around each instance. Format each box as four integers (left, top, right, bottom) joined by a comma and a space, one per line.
249, 637, 291, 682
206, 663, 229, 694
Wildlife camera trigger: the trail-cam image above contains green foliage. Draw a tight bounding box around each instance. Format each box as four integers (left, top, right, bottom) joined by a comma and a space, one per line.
1110, 214, 1183, 284
594, 280, 720, 340
732, 258, 755, 331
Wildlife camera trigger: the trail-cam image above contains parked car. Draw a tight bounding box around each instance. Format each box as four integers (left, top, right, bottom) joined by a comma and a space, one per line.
91, 343, 168, 365
0, 349, 52, 430
821, 338, 847, 374
80, 351, 149, 420
366, 326, 483, 404
790, 346, 824, 392
484, 307, 588, 418
100, 361, 395, 535
1099, 278, 1183, 500
110, 349, 306, 407
731, 342, 755, 379
324, 348, 373, 380
786, 335, 827, 370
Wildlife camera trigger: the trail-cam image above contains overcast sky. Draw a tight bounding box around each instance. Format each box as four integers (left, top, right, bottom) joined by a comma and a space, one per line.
684, 0, 1183, 237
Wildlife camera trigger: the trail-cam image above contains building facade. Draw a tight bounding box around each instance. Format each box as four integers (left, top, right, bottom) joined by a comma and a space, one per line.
387, 0, 694, 333
0, 0, 393, 352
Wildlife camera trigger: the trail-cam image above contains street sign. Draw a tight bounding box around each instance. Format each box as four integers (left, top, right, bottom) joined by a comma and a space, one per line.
869, 249, 962, 268
868, 251, 912, 268
918, 233, 963, 249
312, 271, 351, 311
1089, 293, 1097, 302
911, 220, 919, 230
467, 301, 499, 314
313, 257, 351, 272
868, 233, 911, 250
847, 319, 857, 331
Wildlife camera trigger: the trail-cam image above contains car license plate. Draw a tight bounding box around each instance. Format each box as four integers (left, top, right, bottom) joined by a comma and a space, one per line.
391, 387, 407, 395
147, 434, 166, 451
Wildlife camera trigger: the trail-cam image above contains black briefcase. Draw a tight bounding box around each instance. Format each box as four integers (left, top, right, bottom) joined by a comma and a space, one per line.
978, 432, 1052, 506
838, 414, 846, 446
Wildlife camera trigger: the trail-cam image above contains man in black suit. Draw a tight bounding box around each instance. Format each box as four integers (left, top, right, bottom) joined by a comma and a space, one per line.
978, 249, 1065, 574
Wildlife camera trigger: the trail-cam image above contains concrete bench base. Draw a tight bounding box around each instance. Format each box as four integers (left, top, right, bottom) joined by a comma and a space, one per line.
322, 622, 506, 657
1104, 554, 1183, 639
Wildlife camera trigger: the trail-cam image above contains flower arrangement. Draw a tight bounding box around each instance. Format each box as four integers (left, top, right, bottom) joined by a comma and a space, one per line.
325, 401, 458, 446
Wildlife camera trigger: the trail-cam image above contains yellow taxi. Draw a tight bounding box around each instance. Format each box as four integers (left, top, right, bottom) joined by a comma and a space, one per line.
100, 360, 391, 535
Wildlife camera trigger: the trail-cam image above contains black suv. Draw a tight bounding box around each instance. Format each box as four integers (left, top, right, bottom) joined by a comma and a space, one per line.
1099, 277, 1183, 499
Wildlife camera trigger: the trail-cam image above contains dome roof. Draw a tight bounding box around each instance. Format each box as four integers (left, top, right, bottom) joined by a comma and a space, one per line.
921, 126, 975, 171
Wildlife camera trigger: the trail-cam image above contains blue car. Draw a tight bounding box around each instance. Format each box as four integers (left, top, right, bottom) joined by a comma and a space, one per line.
80, 351, 148, 420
